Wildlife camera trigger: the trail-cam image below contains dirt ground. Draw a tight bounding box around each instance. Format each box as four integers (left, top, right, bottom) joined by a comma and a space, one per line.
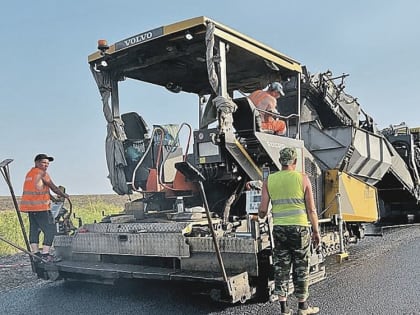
0, 252, 41, 292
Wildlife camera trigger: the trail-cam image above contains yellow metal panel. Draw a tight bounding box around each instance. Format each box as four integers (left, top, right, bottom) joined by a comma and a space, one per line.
234, 139, 263, 178
163, 16, 207, 34
213, 28, 301, 73
88, 16, 302, 73
163, 16, 301, 72
88, 44, 116, 63
324, 170, 378, 222
89, 17, 208, 63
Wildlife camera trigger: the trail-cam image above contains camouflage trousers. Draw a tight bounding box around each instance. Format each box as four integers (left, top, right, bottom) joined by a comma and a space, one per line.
272, 225, 310, 300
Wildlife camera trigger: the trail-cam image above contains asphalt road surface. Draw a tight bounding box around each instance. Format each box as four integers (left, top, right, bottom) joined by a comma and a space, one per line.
0, 225, 419, 315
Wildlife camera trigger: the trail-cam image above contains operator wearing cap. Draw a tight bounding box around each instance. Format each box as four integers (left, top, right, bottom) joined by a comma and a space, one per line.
248, 82, 287, 135
20, 154, 70, 262
258, 147, 320, 315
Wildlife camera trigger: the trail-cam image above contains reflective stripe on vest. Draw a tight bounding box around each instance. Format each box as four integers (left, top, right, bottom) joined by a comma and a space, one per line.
267, 170, 310, 227
20, 199, 50, 206
20, 168, 50, 212
272, 198, 305, 205
21, 191, 49, 195
272, 209, 307, 218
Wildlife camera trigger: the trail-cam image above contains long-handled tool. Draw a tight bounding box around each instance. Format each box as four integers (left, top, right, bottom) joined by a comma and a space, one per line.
0, 159, 36, 270
175, 161, 231, 294
0, 235, 48, 263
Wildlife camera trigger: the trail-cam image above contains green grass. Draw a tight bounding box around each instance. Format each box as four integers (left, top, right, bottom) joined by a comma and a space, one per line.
0, 210, 29, 256
0, 201, 122, 256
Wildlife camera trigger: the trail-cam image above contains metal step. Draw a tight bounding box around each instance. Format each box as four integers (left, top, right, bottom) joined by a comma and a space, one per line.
46, 260, 227, 283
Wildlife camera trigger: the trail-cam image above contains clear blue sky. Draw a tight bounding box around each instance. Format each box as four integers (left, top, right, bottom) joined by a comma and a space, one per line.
1, 0, 419, 196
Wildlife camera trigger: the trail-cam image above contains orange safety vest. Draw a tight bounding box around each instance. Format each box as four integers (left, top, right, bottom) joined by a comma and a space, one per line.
20, 168, 51, 212
248, 90, 269, 107
261, 120, 286, 134
249, 91, 286, 134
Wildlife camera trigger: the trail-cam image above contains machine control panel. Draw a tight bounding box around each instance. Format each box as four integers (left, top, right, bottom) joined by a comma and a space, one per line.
245, 190, 261, 214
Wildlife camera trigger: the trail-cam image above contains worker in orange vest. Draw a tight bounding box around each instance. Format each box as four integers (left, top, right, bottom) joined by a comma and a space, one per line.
248, 82, 286, 135
20, 154, 70, 262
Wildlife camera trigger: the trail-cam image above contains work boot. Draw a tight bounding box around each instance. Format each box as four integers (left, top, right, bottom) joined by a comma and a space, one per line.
33, 252, 43, 263
297, 305, 320, 315
41, 253, 62, 263
279, 300, 292, 315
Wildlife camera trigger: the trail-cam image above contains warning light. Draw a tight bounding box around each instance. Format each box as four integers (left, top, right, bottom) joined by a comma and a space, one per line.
97, 39, 109, 53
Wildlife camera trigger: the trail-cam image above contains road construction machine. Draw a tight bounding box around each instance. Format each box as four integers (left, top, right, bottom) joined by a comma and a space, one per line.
33, 16, 420, 303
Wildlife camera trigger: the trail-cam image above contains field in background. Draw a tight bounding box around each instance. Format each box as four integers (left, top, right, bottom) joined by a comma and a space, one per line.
0, 194, 128, 213
0, 195, 129, 256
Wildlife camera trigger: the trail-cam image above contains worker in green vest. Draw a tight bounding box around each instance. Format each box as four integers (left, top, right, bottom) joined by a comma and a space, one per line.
258, 147, 321, 315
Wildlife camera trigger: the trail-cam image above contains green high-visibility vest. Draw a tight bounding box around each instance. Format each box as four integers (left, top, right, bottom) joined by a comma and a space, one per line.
267, 170, 309, 226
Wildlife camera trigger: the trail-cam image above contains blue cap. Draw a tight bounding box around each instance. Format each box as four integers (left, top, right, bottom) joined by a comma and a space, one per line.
269, 82, 285, 96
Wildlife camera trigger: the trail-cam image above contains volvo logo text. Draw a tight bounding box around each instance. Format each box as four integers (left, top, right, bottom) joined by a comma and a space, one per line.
124, 32, 153, 47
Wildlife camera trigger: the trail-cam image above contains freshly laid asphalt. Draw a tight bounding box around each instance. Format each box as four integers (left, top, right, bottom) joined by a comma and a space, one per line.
0, 225, 418, 315
308, 225, 420, 314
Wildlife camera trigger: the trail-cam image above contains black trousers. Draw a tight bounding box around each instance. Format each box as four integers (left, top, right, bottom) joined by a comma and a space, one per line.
27, 211, 56, 246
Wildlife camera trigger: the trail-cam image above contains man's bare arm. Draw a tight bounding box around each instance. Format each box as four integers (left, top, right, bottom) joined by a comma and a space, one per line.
303, 174, 320, 246
42, 176, 69, 199
258, 180, 270, 219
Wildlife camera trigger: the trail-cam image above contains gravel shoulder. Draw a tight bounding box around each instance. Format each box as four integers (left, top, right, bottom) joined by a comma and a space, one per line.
0, 193, 129, 290
0, 252, 43, 293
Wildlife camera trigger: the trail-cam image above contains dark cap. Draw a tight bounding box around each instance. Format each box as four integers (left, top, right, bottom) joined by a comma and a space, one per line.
34, 154, 54, 162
